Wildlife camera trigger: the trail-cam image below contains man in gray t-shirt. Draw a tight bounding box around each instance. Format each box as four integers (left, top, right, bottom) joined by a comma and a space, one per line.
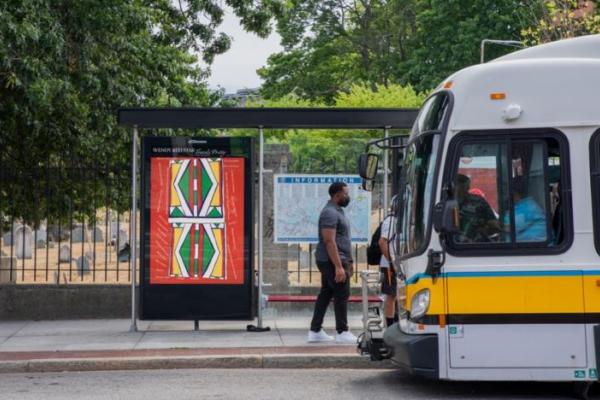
308, 182, 357, 344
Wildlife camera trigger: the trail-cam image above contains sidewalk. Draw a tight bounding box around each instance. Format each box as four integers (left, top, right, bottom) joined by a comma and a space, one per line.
0, 313, 392, 373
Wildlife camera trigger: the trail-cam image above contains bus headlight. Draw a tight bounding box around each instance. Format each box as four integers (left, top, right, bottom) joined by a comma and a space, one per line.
410, 289, 430, 320
397, 280, 407, 311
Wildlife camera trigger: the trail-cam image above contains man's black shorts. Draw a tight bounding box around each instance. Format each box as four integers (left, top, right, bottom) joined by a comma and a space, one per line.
380, 267, 397, 296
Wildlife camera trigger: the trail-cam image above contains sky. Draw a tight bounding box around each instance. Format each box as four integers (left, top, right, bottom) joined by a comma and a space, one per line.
205, 8, 282, 94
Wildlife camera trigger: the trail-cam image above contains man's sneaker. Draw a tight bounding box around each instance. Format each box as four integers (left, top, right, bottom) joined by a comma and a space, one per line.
335, 330, 358, 344
307, 329, 334, 343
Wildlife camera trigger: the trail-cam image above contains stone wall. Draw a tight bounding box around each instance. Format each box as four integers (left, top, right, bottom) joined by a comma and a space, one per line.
0, 284, 369, 320
0, 285, 133, 320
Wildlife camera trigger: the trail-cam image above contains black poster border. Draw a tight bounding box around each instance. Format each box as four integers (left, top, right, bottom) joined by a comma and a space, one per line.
140, 136, 254, 320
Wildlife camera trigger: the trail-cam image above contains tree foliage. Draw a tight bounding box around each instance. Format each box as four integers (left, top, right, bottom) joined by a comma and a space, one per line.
259, 0, 542, 99
0, 0, 278, 224
258, 0, 418, 103
4, 0, 597, 226
521, 0, 600, 45
404, 0, 537, 91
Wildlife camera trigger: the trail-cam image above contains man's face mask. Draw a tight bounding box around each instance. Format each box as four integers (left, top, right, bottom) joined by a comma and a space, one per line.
339, 194, 350, 208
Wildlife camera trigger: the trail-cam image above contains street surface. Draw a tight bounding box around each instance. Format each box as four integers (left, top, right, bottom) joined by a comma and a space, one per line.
0, 368, 597, 399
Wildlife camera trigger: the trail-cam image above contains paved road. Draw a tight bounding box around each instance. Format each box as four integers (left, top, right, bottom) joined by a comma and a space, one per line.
0, 369, 597, 399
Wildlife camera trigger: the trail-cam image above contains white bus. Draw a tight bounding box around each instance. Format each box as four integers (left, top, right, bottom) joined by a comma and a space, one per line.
360, 34, 600, 398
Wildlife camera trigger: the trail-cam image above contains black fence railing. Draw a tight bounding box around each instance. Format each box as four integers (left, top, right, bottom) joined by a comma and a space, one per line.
0, 142, 388, 286
0, 154, 134, 284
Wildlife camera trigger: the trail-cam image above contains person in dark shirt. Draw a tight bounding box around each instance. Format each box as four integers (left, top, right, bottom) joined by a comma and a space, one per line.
455, 174, 501, 243
308, 182, 357, 344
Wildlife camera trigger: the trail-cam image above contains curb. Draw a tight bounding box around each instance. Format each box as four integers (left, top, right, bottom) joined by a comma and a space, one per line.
0, 354, 393, 374
262, 354, 392, 369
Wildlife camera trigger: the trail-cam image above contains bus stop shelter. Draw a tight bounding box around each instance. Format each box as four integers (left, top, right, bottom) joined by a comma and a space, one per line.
118, 107, 419, 332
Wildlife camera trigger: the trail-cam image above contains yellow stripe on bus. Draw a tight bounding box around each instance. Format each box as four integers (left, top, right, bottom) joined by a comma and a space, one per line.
583, 276, 600, 313
446, 276, 584, 314
404, 275, 600, 316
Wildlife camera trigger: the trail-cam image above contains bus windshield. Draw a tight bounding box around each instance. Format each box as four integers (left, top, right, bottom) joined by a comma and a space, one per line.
397, 93, 449, 257
398, 134, 440, 256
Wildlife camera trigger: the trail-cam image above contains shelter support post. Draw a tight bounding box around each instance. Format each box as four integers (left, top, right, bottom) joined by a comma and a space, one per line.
383, 127, 390, 214
129, 126, 139, 333
247, 126, 271, 332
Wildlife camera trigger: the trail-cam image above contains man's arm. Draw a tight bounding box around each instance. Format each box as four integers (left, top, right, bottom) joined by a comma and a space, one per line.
322, 228, 346, 283
378, 217, 394, 267
379, 236, 391, 264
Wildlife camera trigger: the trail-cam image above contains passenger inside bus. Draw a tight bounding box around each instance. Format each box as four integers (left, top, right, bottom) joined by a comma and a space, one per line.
504, 176, 547, 242
451, 139, 564, 247
455, 174, 501, 242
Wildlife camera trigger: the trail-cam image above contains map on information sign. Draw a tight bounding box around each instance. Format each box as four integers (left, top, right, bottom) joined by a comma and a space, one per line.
273, 175, 371, 243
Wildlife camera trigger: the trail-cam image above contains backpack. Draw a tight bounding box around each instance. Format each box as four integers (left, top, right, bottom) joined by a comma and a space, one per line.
366, 223, 383, 265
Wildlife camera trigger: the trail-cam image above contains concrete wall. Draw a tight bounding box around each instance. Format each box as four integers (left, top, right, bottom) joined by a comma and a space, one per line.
0, 285, 133, 320
0, 284, 369, 320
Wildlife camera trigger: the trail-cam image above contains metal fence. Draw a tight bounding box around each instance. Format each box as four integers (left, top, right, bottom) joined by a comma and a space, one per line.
0, 141, 387, 286
0, 157, 134, 284
284, 241, 380, 288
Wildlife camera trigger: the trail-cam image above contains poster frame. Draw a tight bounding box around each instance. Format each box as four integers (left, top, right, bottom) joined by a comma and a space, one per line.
140, 136, 254, 320
273, 174, 372, 244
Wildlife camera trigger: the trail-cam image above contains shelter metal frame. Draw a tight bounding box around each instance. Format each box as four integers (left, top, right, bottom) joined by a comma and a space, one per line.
118, 107, 419, 332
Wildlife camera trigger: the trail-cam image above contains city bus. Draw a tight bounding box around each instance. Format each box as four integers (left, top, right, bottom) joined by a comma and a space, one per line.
359, 34, 600, 398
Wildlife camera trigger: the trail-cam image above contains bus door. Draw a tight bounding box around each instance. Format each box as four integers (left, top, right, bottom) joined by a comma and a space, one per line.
440, 131, 586, 369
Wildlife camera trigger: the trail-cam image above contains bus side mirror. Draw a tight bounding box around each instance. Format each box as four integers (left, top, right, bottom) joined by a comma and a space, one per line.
433, 199, 460, 234
358, 153, 379, 180
361, 179, 375, 192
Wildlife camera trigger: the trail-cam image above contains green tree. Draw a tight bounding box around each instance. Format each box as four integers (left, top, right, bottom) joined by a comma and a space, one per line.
0, 0, 278, 224
258, 0, 418, 103
260, 0, 539, 99
521, 0, 600, 45
404, 0, 539, 91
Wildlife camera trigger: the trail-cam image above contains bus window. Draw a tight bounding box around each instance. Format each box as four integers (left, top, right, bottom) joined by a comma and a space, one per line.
446, 132, 571, 254
509, 141, 550, 243
453, 142, 509, 244
589, 129, 600, 254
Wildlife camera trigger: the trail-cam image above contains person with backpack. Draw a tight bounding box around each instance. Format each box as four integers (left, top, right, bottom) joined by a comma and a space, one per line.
368, 195, 399, 328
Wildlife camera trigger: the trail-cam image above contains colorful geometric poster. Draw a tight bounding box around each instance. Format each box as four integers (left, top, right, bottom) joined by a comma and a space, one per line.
140, 136, 253, 320
149, 157, 245, 285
